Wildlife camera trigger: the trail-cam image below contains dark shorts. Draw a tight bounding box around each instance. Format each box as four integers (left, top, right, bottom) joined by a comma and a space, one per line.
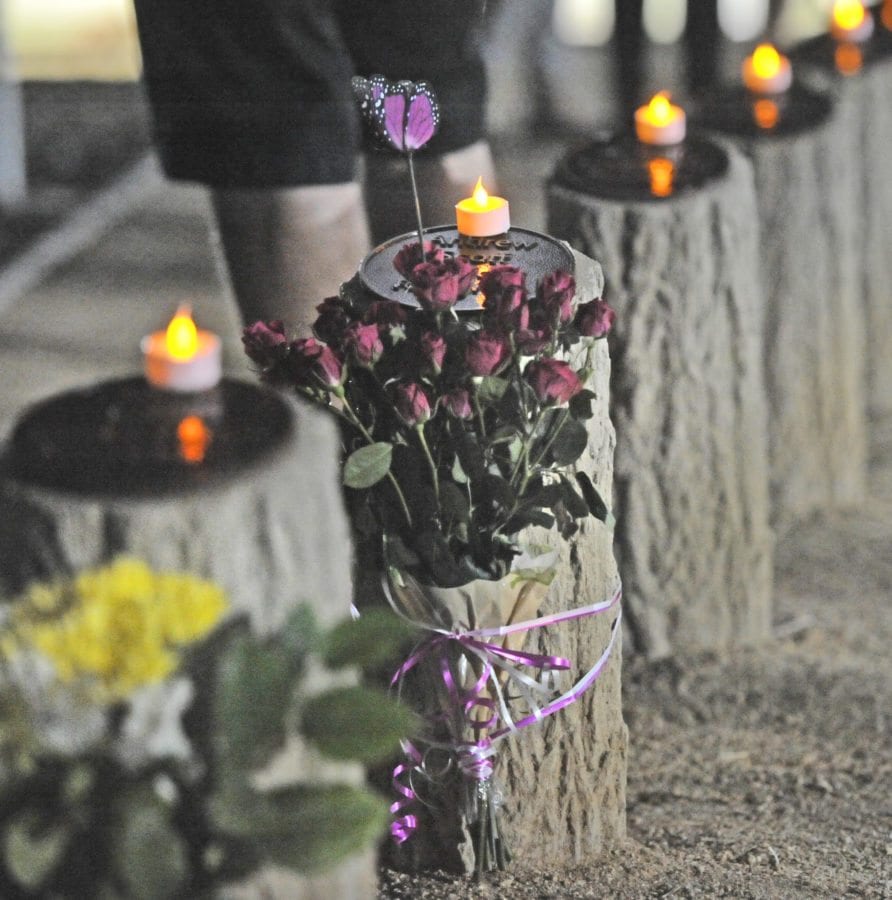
133, 0, 488, 187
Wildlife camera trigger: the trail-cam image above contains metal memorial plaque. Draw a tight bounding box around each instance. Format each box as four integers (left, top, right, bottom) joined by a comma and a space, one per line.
359, 225, 575, 312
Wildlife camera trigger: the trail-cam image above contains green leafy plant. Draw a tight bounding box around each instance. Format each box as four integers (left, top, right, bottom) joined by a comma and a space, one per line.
0, 560, 416, 896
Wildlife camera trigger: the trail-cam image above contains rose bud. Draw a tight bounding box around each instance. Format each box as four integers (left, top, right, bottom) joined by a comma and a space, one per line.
515, 326, 552, 356
392, 382, 432, 426
343, 322, 383, 368
242, 320, 287, 367
441, 388, 473, 420
537, 270, 576, 324
393, 240, 446, 278
409, 257, 477, 311
419, 331, 447, 374
574, 297, 616, 339
478, 265, 525, 301
482, 284, 527, 330
364, 300, 408, 331
313, 296, 353, 347
524, 357, 583, 406
288, 337, 344, 389
466, 330, 511, 377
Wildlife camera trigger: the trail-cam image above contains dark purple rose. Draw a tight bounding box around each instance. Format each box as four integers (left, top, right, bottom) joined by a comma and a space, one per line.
364, 300, 408, 331
242, 320, 288, 368
441, 388, 473, 420
392, 382, 432, 426
515, 326, 552, 356
419, 331, 446, 374
524, 358, 582, 406
343, 322, 383, 368
288, 337, 344, 389
574, 298, 616, 339
409, 257, 477, 311
537, 271, 576, 324
393, 240, 446, 278
313, 296, 353, 347
466, 330, 511, 377
478, 265, 525, 300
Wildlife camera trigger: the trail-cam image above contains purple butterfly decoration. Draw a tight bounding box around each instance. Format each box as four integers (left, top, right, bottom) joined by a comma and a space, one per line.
352, 75, 440, 153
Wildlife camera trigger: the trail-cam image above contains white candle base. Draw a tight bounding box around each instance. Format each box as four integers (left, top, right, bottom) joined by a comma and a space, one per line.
142, 331, 222, 392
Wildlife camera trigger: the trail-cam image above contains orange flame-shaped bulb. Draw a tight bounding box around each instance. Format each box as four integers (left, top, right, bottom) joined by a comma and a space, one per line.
166, 305, 198, 361
646, 92, 673, 126
472, 177, 489, 208
833, 0, 866, 31
752, 44, 781, 79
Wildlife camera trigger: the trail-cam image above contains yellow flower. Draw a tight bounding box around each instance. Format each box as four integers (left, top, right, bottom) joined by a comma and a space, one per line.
5, 558, 228, 701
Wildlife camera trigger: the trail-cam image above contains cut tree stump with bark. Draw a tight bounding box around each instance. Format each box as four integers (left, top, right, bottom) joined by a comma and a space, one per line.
695, 83, 867, 532
793, 21, 892, 416
355, 252, 627, 873
547, 138, 773, 659
0, 378, 375, 900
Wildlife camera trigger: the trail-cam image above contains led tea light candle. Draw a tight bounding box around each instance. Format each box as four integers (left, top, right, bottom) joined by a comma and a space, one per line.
456, 177, 510, 237
830, 0, 874, 43
883, 0, 892, 31
142, 305, 222, 392
635, 92, 687, 146
742, 44, 793, 95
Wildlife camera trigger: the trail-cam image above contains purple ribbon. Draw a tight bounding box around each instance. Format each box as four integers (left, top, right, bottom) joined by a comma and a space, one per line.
386, 585, 622, 843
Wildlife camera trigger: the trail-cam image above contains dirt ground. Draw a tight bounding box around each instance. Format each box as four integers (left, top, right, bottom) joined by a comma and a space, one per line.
379, 413, 892, 898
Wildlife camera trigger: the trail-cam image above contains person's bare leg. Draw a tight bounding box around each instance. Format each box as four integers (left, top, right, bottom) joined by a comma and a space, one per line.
211, 181, 371, 334
362, 140, 498, 245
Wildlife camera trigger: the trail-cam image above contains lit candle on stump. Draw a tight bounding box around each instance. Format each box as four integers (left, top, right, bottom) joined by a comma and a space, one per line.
830, 0, 874, 43
455, 177, 510, 237
142, 305, 222, 393
635, 92, 686, 147
743, 44, 793, 95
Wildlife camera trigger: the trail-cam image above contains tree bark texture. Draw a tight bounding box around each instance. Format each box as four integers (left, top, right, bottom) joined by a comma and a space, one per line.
547, 146, 774, 659
700, 105, 867, 532
794, 50, 892, 417
0, 396, 375, 900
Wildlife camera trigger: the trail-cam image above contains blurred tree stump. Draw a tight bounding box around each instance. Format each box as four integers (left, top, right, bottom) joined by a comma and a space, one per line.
0, 378, 375, 900
547, 138, 773, 659
793, 20, 892, 416
696, 82, 867, 533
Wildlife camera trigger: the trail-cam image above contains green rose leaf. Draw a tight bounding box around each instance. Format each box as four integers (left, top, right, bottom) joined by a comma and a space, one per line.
115, 792, 188, 900
216, 630, 298, 771
3, 811, 69, 891
214, 784, 388, 875
576, 472, 610, 521
322, 608, 414, 671
558, 476, 590, 519
476, 376, 509, 404
547, 417, 589, 466
343, 442, 393, 489
569, 389, 597, 421
301, 686, 418, 763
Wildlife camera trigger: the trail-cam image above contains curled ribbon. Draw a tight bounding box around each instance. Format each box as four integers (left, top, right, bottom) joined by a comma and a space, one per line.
384, 582, 622, 844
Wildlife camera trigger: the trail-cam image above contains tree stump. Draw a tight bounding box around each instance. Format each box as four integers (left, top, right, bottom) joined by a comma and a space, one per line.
358, 252, 627, 872
0, 378, 375, 900
500, 251, 625, 866
695, 83, 867, 532
793, 20, 892, 416
547, 138, 773, 659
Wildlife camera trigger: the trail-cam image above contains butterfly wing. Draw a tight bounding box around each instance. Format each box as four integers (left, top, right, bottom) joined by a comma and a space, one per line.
381, 85, 411, 151
403, 82, 439, 151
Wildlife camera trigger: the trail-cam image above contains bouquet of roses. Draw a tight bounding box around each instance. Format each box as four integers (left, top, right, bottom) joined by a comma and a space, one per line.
243, 253, 614, 589
244, 247, 616, 871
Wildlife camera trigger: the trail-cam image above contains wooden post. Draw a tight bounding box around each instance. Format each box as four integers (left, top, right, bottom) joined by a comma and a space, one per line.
792, 20, 892, 416
0, 379, 375, 899
547, 138, 773, 659
696, 83, 867, 531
